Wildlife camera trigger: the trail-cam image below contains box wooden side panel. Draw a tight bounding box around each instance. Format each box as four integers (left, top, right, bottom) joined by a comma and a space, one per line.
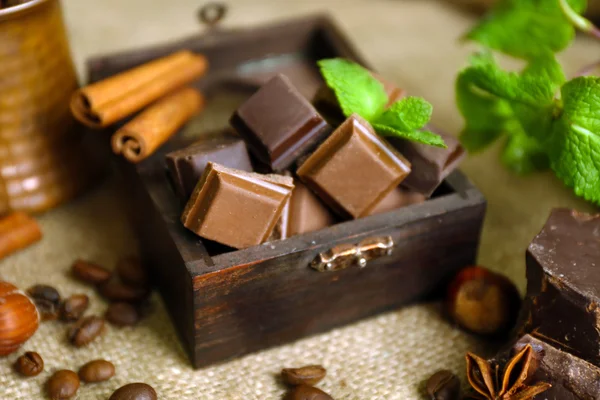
190, 197, 485, 367
116, 159, 197, 358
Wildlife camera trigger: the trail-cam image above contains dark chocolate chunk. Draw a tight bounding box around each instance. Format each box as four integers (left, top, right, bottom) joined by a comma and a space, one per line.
297, 114, 411, 219
387, 132, 465, 197
367, 187, 426, 216
165, 131, 253, 199
312, 85, 345, 126
496, 334, 600, 399
181, 163, 294, 249
521, 208, 600, 368
230, 74, 331, 171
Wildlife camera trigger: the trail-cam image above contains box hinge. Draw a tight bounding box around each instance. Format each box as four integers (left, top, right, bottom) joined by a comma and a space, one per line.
310, 236, 394, 272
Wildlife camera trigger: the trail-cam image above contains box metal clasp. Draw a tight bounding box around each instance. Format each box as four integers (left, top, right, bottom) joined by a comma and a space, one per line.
310, 236, 394, 272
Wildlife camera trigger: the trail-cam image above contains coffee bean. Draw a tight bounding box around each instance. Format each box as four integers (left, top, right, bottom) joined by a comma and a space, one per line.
426, 370, 460, 400
105, 302, 141, 327
14, 351, 44, 376
282, 365, 327, 386
98, 278, 149, 302
78, 359, 115, 383
27, 284, 61, 321
286, 385, 333, 400
60, 294, 89, 322
71, 259, 112, 285
47, 370, 79, 400
68, 316, 104, 347
109, 383, 157, 400
116, 256, 148, 287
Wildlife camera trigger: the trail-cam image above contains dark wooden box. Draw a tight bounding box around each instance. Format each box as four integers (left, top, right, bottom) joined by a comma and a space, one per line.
86, 15, 487, 369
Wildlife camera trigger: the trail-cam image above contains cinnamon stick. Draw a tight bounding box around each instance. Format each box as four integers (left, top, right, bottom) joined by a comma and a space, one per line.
71, 50, 207, 128
111, 87, 204, 163
0, 212, 42, 260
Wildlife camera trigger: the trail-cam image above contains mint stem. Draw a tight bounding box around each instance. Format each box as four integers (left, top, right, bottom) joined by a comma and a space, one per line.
559, 0, 600, 40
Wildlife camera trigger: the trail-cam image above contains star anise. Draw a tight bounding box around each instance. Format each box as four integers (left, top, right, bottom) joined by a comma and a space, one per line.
465, 344, 551, 400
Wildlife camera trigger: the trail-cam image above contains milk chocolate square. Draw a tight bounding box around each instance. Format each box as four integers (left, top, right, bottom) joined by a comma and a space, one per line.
387, 132, 465, 197
230, 74, 331, 171
288, 181, 336, 236
165, 131, 253, 199
297, 114, 412, 219
181, 163, 294, 249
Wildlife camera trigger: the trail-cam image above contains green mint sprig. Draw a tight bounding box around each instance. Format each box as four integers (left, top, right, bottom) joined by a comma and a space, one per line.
465, 0, 586, 59
317, 58, 446, 148
457, 0, 600, 204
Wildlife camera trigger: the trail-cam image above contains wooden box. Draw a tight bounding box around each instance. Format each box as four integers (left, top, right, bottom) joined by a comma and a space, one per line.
86, 15, 487, 368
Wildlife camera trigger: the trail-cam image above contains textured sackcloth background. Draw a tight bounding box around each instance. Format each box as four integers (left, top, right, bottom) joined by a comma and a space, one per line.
1, 0, 599, 399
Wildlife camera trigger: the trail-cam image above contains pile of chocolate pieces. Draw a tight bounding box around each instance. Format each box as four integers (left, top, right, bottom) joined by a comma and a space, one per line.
492, 209, 600, 398
166, 73, 464, 250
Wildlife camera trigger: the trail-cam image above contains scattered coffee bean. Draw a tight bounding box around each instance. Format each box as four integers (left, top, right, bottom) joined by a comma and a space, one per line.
47, 370, 80, 400
426, 370, 460, 400
78, 359, 115, 383
71, 259, 112, 285
60, 294, 89, 322
27, 284, 61, 320
116, 256, 148, 287
98, 278, 149, 302
14, 351, 44, 376
68, 316, 104, 347
109, 383, 157, 400
286, 384, 333, 400
282, 365, 327, 386
105, 302, 141, 327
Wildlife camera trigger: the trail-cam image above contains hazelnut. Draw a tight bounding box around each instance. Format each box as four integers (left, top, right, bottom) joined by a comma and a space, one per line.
0, 281, 40, 356
446, 266, 521, 336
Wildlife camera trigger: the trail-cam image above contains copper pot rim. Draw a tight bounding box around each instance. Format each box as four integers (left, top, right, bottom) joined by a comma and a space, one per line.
0, 0, 52, 21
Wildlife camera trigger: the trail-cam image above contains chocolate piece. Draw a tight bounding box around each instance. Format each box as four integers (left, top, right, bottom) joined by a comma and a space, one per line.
521, 208, 600, 368
181, 163, 294, 249
495, 334, 600, 399
297, 114, 411, 219
368, 187, 426, 216
312, 85, 345, 126
387, 132, 465, 197
230, 74, 331, 171
268, 178, 335, 241
268, 196, 290, 242
287, 180, 336, 236
165, 131, 253, 199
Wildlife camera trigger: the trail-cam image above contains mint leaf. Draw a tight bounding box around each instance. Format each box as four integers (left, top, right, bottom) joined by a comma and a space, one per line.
501, 130, 550, 174
373, 125, 447, 148
372, 97, 446, 148
375, 97, 432, 131
466, 0, 587, 59
462, 52, 562, 107
317, 58, 388, 121
548, 77, 600, 203
457, 53, 562, 153
456, 71, 513, 152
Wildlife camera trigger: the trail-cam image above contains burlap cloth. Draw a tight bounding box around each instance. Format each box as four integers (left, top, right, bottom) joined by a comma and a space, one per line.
1, 0, 598, 398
